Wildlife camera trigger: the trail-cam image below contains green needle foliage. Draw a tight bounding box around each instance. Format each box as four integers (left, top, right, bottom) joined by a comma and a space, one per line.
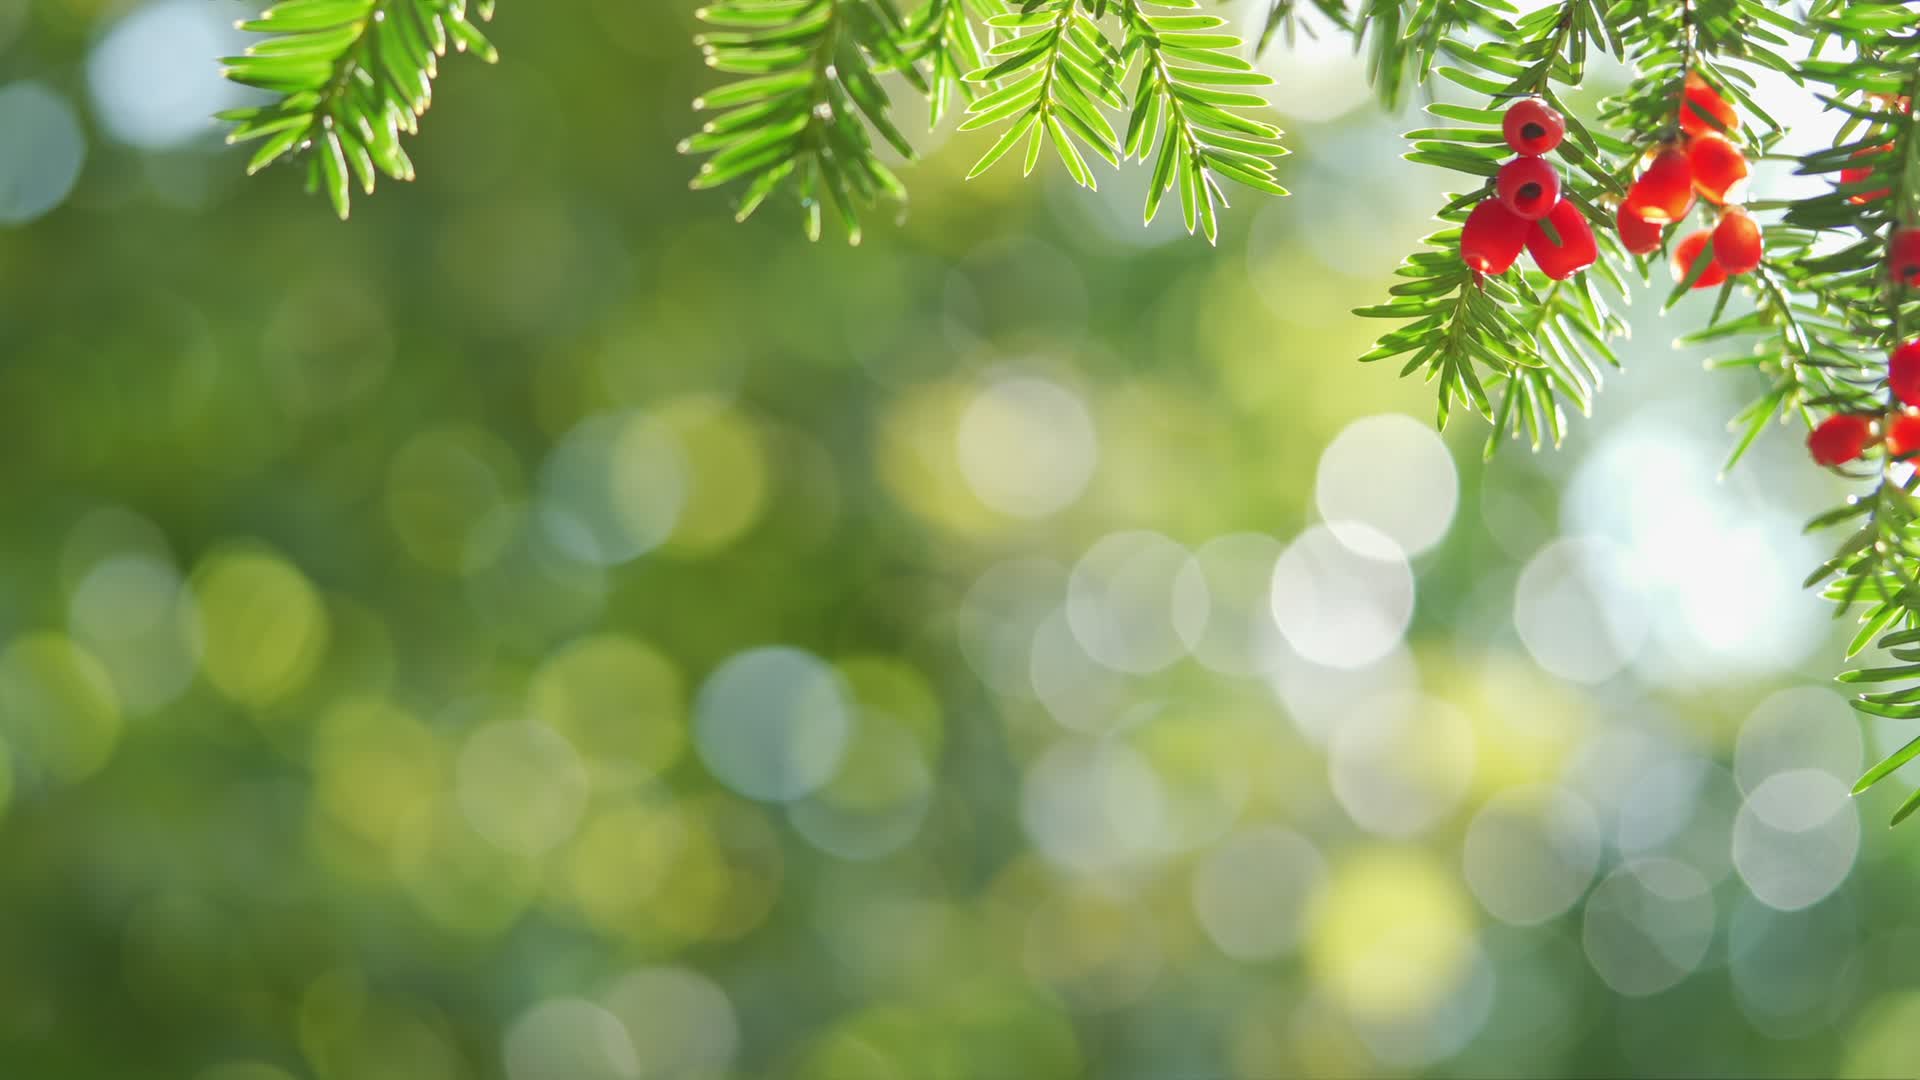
218, 0, 498, 220
684, 0, 1287, 244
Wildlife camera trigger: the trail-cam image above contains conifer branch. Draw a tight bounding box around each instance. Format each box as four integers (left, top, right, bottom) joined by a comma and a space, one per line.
219, 0, 498, 219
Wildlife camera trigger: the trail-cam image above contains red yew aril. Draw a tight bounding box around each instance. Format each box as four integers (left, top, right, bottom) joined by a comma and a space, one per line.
1671, 230, 1727, 289
1627, 148, 1696, 225
1460, 198, 1531, 274
1616, 202, 1664, 255
1809, 414, 1874, 467
1891, 229, 1920, 285
1525, 199, 1598, 280
1503, 98, 1565, 156
1680, 72, 1740, 138
1687, 133, 1749, 204
1711, 210, 1763, 275
1887, 410, 1920, 458
1890, 339, 1920, 407
1496, 156, 1561, 220
1842, 145, 1892, 204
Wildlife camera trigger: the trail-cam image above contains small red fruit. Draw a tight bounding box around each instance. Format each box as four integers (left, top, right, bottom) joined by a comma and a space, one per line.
1627, 148, 1696, 225
1886, 410, 1920, 458
1687, 133, 1749, 205
1496, 156, 1561, 220
1843, 145, 1893, 204
1526, 199, 1598, 280
1891, 228, 1920, 285
1671, 230, 1728, 289
1680, 72, 1740, 138
1460, 198, 1531, 274
1503, 99, 1565, 156
1711, 209, 1763, 275
1809, 413, 1874, 467
1890, 339, 1920, 407
1616, 201, 1664, 255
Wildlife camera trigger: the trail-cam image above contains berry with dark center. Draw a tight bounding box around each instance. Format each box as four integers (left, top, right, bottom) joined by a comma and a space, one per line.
1460, 198, 1531, 274
1626, 148, 1696, 225
1890, 339, 1920, 407
1842, 145, 1892, 204
1496, 156, 1561, 220
1525, 199, 1598, 280
1887, 410, 1920, 459
1671, 230, 1728, 289
1687, 133, 1749, 205
1503, 99, 1565, 156
1891, 228, 1920, 285
1809, 413, 1874, 467
1711, 209, 1763, 275
1680, 71, 1740, 138
1616, 201, 1664, 255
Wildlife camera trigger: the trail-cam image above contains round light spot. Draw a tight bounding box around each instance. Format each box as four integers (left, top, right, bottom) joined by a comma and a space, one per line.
456, 721, 590, 856
503, 998, 638, 1080
0, 633, 120, 783
0, 82, 85, 224
189, 545, 329, 708
600, 967, 740, 1079
1067, 531, 1205, 674
654, 396, 767, 553
789, 715, 933, 860
1581, 858, 1715, 996
1174, 533, 1287, 677
1462, 786, 1601, 926
1270, 523, 1413, 669
1021, 737, 1166, 874
694, 647, 850, 802
1315, 414, 1459, 556
1268, 643, 1418, 745
1328, 694, 1474, 837
385, 425, 522, 573
1308, 849, 1474, 1019
1191, 826, 1325, 961
1735, 687, 1862, 793
1732, 768, 1859, 911
1028, 607, 1134, 734
955, 375, 1097, 518
538, 412, 686, 566
1512, 537, 1648, 684
530, 634, 685, 790
68, 553, 199, 713
1728, 895, 1858, 1035
87, 0, 247, 150
957, 558, 1064, 698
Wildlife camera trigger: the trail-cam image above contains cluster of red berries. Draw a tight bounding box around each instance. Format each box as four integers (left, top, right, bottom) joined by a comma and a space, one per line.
1841, 93, 1912, 205
1809, 342, 1920, 466
1459, 99, 1597, 281
1617, 73, 1762, 289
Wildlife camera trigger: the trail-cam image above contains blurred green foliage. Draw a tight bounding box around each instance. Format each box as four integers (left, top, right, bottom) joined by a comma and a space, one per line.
0, 3, 1917, 1079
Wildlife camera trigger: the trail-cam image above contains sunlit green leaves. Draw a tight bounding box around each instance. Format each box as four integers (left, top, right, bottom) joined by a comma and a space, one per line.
958, 0, 1287, 245
220, 0, 497, 220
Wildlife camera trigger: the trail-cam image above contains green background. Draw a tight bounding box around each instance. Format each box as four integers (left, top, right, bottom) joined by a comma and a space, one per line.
0, 1, 1917, 1077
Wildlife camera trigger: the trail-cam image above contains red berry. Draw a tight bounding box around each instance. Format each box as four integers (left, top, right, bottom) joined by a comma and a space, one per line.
1680, 72, 1740, 138
1842, 145, 1892, 204
1711, 209, 1763, 275
1616, 202, 1664, 255
1460, 198, 1531, 274
1687, 133, 1749, 205
1525, 199, 1598, 280
1890, 339, 1920, 407
1626, 148, 1696, 225
1809, 414, 1874, 467
1671, 230, 1728, 289
1887, 410, 1920, 458
1495, 156, 1561, 220
1891, 228, 1920, 285
1503, 99, 1565, 156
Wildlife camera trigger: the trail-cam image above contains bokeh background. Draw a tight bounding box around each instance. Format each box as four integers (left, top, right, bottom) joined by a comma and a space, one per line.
1, 1, 1918, 1077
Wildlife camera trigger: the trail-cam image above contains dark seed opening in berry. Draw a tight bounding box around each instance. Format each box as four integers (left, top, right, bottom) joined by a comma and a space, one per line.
1517, 182, 1542, 204
1521, 122, 1546, 142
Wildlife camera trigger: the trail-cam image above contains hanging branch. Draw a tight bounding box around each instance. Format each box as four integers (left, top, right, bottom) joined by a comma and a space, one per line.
219, 0, 498, 219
